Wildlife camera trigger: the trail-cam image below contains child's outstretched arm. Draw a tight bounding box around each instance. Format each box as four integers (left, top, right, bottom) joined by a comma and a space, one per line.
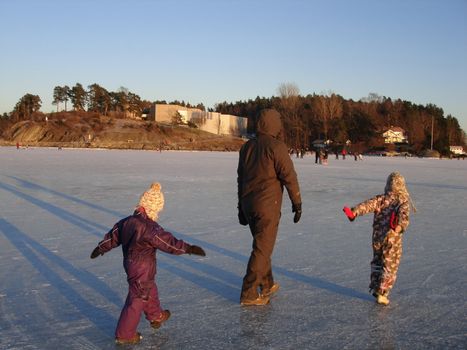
90, 223, 122, 259
151, 223, 206, 256
351, 195, 383, 217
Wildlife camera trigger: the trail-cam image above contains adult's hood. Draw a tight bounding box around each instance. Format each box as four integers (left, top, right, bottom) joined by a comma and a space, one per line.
256, 109, 283, 138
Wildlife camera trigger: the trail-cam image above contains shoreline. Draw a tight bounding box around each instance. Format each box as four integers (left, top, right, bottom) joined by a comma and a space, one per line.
0, 140, 241, 152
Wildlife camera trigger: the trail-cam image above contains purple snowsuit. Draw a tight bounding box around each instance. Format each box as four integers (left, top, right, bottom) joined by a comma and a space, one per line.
96, 208, 189, 339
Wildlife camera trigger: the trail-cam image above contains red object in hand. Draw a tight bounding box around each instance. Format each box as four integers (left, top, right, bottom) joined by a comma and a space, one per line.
390, 211, 398, 230
343, 206, 356, 221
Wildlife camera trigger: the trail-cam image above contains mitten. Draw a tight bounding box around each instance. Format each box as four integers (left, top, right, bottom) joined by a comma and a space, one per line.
187, 245, 206, 256
90, 246, 102, 259
343, 206, 356, 222
292, 203, 302, 223
238, 204, 248, 226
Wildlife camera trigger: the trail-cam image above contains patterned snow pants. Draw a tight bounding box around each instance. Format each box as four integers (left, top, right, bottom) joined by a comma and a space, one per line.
370, 229, 403, 296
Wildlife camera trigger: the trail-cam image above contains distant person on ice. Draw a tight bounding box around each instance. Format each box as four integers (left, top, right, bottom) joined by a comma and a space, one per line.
237, 109, 302, 306
343, 172, 415, 305
90, 182, 206, 345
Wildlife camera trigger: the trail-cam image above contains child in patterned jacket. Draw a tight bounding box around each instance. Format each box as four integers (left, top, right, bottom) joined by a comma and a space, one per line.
343, 172, 415, 305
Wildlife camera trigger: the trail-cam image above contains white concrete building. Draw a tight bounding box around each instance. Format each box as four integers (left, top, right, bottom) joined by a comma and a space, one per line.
149, 104, 248, 137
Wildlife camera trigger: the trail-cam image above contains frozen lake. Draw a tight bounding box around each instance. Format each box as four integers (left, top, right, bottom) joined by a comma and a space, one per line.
0, 147, 466, 349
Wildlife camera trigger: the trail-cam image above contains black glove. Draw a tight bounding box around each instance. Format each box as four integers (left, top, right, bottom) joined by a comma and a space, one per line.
238, 205, 248, 226
90, 246, 102, 259
292, 203, 302, 223
187, 245, 206, 256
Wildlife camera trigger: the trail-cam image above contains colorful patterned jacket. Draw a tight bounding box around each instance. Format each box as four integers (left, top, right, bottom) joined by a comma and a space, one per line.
352, 172, 411, 234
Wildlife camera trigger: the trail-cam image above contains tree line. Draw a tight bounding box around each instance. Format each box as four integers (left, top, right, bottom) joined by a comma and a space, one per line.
51, 83, 150, 118
2, 82, 465, 155
214, 83, 466, 155
3, 83, 208, 122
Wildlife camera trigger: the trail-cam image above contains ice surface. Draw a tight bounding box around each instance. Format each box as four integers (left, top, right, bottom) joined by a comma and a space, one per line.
0, 147, 466, 349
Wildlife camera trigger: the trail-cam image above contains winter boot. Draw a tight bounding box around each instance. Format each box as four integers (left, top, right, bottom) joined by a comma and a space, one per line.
150, 310, 171, 329
375, 293, 390, 306
240, 294, 270, 306
115, 332, 142, 345
262, 283, 280, 297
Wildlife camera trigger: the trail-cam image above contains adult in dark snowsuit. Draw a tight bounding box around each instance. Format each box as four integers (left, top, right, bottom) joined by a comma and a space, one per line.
237, 109, 302, 306
90, 183, 206, 345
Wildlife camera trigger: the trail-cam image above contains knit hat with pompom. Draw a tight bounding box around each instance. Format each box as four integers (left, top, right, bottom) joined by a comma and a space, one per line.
137, 182, 164, 221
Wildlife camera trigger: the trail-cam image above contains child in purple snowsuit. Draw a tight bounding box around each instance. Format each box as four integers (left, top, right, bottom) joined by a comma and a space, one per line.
90, 182, 206, 345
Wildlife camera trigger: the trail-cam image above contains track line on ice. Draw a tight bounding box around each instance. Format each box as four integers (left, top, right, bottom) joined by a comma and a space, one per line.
7, 175, 122, 217
172, 230, 373, 302
0, 218, 118, 337
0, 181, 107, 235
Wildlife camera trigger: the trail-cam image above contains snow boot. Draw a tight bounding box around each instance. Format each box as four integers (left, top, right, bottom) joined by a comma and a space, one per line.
150, 310, 171, 329
240, 294, 270, 306
262, 283, 280, 297
375, 293, 390, 306
115, 332, 142, 345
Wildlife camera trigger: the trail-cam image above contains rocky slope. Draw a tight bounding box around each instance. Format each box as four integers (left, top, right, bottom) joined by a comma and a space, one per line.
0, 113, 246, 151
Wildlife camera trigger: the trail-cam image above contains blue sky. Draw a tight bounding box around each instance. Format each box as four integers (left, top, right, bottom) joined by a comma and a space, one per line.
1, 0, 466, 130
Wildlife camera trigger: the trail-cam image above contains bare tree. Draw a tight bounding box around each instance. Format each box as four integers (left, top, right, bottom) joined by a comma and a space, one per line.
277, 82, 300, 107
315, 91, 343, 140
277, 82, 304, 148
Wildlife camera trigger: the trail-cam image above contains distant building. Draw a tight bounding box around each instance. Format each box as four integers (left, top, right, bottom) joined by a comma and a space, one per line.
449, 145, 465, 155
148, 103, 248, 137
382, 127, 408, 144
